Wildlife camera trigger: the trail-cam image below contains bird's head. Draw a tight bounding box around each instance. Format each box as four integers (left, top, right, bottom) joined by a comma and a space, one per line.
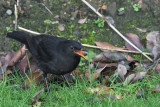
64, 40, 87, 60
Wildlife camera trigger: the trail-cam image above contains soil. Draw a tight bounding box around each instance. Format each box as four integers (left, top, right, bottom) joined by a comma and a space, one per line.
0, 0, 160, 52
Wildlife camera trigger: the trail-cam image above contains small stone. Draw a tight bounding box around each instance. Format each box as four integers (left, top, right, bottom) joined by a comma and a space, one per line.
6, 9, 12, 15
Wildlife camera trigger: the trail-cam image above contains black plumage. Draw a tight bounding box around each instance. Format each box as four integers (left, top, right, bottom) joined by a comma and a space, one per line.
7, 31, 87, 89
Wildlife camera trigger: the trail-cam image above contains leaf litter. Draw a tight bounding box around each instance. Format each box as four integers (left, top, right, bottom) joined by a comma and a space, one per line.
0, 31, 160, 105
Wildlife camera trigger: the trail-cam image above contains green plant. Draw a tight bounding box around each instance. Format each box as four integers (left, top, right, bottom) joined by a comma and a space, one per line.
44, 19, 55, 25
119, 7, 125, 12
94, 18, 105, 28
6, 27, 11, 31
133, 4, 140, 12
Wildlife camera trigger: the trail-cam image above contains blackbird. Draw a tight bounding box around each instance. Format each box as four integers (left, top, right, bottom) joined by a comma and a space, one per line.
7, 31, 87, 90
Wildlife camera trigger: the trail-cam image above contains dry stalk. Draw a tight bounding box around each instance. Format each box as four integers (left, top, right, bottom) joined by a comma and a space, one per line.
81, 0, 153, 62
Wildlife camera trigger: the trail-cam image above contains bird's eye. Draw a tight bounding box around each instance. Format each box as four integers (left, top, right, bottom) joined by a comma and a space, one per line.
71, 46, 74, 50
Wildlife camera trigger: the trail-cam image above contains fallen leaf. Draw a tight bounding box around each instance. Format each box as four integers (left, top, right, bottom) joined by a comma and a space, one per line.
102, 5, 107, 9
132, 72, 147, 83
148, 89, 159, 92
96, 7, 101, 12
116, 93, 122, 99
31, 88, 44, 105
54, 15, 60, 19
85, 64, 107, 81
146, 31, 160, 60
71, 10, 78, 18
31, 102, 41, 107
94, 52, 126, 63
125, 33, 143, 51
58, 24, 65, 31
16, 53, 31, 74
78, 17, 87, 24
124, 55, 136, 62
117, 64, 127, 81
26, 72, 43, 86
123, 74, 136, 86
73, 70, 82, 75
8, 45, 26, 66
95, 41, 125, 52
95, 62, 117, 69
4, 50, 15, 65
86, 85, 114, 95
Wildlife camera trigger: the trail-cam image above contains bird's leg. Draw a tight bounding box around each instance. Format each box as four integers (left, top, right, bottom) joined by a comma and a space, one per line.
62, 75, 71, 88
43, 73, 50, 94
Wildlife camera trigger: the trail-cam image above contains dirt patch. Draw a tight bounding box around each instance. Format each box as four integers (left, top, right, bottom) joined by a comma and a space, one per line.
0, 0, 160, 52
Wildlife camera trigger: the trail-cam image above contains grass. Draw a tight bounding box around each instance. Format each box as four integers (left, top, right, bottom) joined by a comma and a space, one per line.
0, 72, 160, 107
0, 52, 160, 107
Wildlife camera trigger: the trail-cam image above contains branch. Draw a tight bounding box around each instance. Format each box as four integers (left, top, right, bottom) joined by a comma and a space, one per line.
81, 0, 153, 61
82, 44, 152, 55
18, 26, 152, 55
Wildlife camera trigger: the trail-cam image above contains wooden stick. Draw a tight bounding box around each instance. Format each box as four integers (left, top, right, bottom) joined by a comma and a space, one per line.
18, 26, 40, 35
18, 26, 152, 55
14, 4, 18, 30
81, 0, 153, 62
82, 44, 152, 55
41, 3, 53, 15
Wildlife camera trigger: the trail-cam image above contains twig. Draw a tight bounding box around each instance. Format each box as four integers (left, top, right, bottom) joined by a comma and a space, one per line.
41, 3, 53, 15
18, 26, 40, 35
18, 26, 152, 55
82, 44, 152, 55
0, 52, 6, 55
17, 0, 19, 6
81, 0, 153, 62
14, 4, 18, 30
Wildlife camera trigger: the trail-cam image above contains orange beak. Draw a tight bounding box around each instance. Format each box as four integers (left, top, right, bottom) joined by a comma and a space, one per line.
74, 50, 87, 60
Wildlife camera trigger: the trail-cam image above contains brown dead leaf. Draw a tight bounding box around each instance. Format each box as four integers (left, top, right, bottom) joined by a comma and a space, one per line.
124, 55, 136, 62
95, 62, 117, 69
96, 7, 101, 12
123, 74, 136, 86
148, 89, 159, 92
132, 72, 147, 83
95, 41, 125, 52
31, 88, 44, 106
17, 53, 31, 74
146, 31, 160, 60
8, 45, 26, 66
26, 72, 43, 86
78, 17, 87, 24
102, 5, 107, 9
71, 10, 78, 18
58, 24, 65, 31
29, 58, 40, 73
94, 52, 126, 63
4, 50, 15, 65
116, 93, 122, 99
125, 33, 143, 51
85, 64, 107, 81
31, 102, 41, 107
117, 64, 127, 81
54, 15, 60, 19
73, 70, 82, 75
86, 85, 114, 95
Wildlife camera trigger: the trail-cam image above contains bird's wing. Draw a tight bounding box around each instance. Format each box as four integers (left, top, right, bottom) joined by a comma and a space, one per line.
32, 36, 65, 62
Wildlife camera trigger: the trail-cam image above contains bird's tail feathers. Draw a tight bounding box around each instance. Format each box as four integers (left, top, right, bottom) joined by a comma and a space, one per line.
7, 31, 28, 44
